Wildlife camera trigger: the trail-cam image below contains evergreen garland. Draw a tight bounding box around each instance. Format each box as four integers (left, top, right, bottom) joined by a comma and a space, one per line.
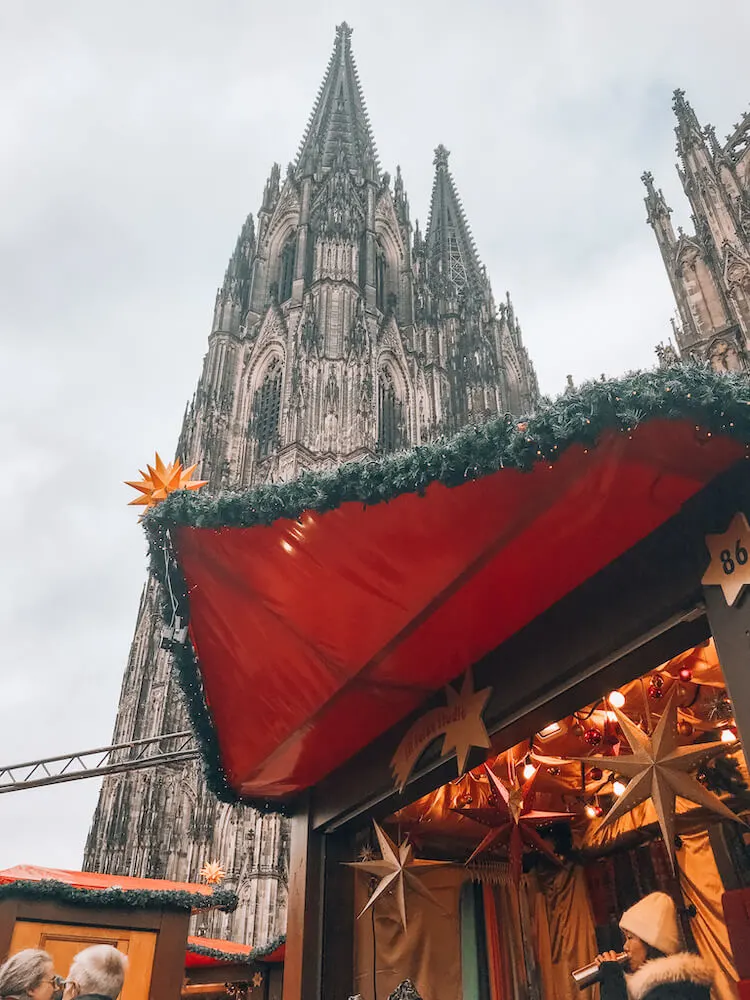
186, 934, 286, 965
140, 364, 750, 809
0, 878, 237, 912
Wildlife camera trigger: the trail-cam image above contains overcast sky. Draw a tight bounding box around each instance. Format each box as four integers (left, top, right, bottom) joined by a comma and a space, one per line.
1, 0, 749, 870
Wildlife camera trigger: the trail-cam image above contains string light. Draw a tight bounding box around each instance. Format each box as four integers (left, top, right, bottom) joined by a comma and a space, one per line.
721, 728, 737, 744
608, 690, 625, 709
612, 779, 627, 797
522, 755, 537, 781
585, 803, 598, 820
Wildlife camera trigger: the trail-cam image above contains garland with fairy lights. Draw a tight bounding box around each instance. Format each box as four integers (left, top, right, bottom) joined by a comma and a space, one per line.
0, 879, 237, 912
141, 364, 750, 809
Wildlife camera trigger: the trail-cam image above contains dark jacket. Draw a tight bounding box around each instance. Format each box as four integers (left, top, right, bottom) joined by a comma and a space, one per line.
600, 952, 713, 1000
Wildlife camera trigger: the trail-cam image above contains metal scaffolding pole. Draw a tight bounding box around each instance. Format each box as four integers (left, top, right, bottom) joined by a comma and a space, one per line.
0, 731, 201, 794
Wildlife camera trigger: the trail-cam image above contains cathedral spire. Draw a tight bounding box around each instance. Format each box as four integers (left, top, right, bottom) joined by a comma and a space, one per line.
425, 145, 484, 297
295, 23, 379, 179
673, 88, 705, 159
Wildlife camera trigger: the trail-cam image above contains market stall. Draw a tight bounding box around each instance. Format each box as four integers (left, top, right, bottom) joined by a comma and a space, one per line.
139, 365, 750, 1000
183, 934, 284, 998
0, 866, 236, 1000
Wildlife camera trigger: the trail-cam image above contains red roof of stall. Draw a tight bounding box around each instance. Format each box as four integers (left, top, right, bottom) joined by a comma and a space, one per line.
144, 370, 750, 804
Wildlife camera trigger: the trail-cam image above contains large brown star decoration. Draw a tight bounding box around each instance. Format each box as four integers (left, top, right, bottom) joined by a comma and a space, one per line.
453, 763, 572, 884
570, 687, 743, 868
344, 821, 451, 931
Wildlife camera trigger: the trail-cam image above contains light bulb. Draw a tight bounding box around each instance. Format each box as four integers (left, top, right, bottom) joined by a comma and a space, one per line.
721, 728, 737, 743
608, 690, 625, 709
523, 761, 537, 781
585, 803, 597, 820
612, 779, 626, 797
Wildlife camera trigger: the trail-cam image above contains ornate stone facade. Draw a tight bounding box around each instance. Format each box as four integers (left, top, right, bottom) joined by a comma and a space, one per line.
84, 23, 538, 945
645, 90, 750, 371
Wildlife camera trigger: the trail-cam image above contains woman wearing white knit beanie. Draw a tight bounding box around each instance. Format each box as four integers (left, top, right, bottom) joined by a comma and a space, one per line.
596, 892, 713, 1000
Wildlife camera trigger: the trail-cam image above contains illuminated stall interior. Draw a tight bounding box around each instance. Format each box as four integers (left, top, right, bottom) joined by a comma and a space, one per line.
349, 640, 748, 1000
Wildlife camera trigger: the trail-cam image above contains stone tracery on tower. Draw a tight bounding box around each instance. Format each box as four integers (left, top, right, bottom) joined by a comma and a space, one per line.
645, 89, 750, 372
84, 23, 538, 947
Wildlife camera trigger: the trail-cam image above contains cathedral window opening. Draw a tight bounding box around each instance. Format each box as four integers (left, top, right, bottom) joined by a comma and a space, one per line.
279, 238, 296, 302
253, 357, 283, 458
378, 367, 405, 453
375, 242, 387, 312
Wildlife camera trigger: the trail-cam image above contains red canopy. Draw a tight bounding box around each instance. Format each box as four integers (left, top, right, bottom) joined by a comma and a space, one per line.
169, 418, 744, 800
184, 936, 285, 968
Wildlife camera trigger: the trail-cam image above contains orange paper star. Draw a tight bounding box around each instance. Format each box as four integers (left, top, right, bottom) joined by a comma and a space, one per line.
344, 821, 450, 930
702, 512, 750, 606
252, 972, 263, 988
126, 453, 208, 511
199, 860, 226, 885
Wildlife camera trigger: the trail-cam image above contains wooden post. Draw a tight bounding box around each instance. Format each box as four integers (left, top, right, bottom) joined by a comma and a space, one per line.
704, 585, 750, 751
283, 796, 324, 1000
320, 830, 355, 1000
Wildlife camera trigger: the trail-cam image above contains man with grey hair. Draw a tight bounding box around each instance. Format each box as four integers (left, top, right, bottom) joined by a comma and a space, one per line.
62, 946, 128, 1000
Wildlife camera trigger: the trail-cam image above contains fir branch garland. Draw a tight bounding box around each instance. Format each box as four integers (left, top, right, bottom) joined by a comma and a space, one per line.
186, 934, 286, 965
141, 364, 750, 809
0, 878, 237, 912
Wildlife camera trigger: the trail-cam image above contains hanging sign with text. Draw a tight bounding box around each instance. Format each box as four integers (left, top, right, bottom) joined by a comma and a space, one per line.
390, 670, 492, 792
702, 512, 750, 606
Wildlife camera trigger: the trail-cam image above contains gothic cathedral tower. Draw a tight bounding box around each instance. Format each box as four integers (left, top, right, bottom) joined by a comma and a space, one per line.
84, 24, 538, 945
644, 90, 750, 372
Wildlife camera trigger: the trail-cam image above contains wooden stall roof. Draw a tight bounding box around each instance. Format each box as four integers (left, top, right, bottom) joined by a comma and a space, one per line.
143, 367, 750, 808
0, 865, 237, 912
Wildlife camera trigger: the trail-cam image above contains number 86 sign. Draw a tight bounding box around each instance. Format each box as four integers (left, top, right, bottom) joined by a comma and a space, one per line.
703, 512, 750, 606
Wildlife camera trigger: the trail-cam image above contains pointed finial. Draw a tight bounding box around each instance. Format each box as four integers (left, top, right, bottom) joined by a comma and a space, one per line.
433, 144, 450, 168
641, 170, 655, 192
336, 22, 353, 45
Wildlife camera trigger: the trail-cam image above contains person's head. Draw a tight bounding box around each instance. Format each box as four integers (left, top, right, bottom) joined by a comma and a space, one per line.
0, 949, 58, 1000
619, 891, 681, 972
62, 947, 127, 1000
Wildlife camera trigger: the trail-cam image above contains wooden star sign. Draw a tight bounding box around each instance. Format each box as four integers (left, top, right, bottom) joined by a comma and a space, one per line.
453, 763, 572, 885
344, 821, 451, 930
126, 453, 207, 511
569, 687, 743, 869
702, 512, 750, 606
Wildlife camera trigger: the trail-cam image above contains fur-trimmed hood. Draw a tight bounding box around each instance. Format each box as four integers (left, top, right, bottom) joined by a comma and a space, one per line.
626, 952, 713, 1000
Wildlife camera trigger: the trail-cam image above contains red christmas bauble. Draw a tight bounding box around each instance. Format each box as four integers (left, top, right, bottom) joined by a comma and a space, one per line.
584, 728, 603, 747
679, 666, 693, 683
648, 684, 663, 700
589, 767, 603, 781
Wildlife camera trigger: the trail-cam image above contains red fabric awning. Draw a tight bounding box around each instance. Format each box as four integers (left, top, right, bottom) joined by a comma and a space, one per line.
184, 937, 285, 968
170, 419, 744, 800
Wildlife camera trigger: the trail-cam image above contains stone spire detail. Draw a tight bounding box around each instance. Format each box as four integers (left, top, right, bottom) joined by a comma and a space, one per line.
645, 90, 750, 373
84, 23, 540, 955
425, 145, 484, 299
295, 22, 379, 179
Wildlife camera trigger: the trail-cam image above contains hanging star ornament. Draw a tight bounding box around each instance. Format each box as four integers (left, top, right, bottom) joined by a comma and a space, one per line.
251, 972, 263, 989
702, 512, 750, 606
568, 687, 744, 869
199, 860, 226, 885
391, 669, 492, 791
453, 763, 572, 885
344, 821, 451, 931
126, 453, 208, 512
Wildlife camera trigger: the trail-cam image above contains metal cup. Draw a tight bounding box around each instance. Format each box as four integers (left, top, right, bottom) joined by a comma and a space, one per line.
571, 952, 628, 990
